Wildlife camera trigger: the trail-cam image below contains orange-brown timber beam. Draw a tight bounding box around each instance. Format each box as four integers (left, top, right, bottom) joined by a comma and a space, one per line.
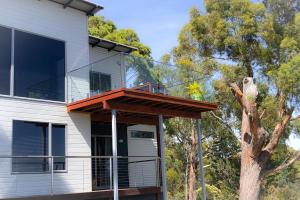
103, 100, 202, 119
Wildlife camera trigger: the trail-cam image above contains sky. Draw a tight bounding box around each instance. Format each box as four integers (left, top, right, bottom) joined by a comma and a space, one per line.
90, 0, 300, 151
90, 0, 205, 60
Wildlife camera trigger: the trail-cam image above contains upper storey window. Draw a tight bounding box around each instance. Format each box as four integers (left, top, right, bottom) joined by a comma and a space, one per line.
0, 26, 11, 95
0, 25, 65, 102
14, 30, 65, 101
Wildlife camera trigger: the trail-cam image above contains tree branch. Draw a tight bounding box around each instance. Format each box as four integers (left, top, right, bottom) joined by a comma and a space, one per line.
263, 151, 300, 177
259, 109, 266, 119
209, 111, 235, 134
228, 82, 244, 107
263, 110, 293, 154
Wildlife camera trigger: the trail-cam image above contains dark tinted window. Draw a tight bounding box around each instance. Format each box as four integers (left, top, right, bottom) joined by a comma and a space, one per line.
0, 26, 11, 95
130, 131, 154, 139
90, 71, 111, 95
14, 30, 65, 101
52, 125, 65, 170
101, 74, 111, 92
12, 121, 49, 173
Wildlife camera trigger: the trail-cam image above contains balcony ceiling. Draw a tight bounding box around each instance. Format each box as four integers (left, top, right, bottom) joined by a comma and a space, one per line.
67, 88, 218, 125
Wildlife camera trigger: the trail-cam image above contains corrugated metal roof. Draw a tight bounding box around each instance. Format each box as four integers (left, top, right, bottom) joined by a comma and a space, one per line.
48, 0, 103, 16
89, 36, 138, 53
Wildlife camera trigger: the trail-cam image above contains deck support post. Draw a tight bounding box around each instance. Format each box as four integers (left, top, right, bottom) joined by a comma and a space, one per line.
112, 109, 119, 200
159, 115, 167, 200
196, 119, 206, 200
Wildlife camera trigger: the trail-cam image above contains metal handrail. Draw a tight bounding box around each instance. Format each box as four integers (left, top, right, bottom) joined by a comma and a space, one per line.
0, 155, 160, 158
0, 155, 161, 198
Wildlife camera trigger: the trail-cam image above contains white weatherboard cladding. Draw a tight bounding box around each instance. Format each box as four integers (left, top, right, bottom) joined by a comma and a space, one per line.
89, 46, 125, 90
69, 46, 125, 102
127, 125, 158, 187
0, 0, 92, 198
0, 97, 91, 198
0, 0, 90, 71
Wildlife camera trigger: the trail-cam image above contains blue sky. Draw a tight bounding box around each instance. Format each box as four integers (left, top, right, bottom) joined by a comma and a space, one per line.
90, 0, 300, 151
90, 0, 205, 60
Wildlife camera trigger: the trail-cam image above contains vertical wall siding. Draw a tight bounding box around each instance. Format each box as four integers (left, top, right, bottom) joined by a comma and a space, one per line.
0, 0, 91, 198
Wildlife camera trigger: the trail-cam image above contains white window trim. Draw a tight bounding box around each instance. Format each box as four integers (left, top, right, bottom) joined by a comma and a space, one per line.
11, 120, 67, 174
0, 24, 67, 103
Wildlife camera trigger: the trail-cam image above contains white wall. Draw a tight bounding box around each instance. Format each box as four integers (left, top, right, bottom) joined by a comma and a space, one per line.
127, 125, 158, 187
69, 46, 125, 102
0, 97, 92, 198
0, 0, 92, 198
89, 46, 125, 90
0, 0, 90, 71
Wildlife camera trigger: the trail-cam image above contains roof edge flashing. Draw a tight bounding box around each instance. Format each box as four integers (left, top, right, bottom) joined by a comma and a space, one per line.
89, 35, 138, 53
48, 0, 103, 16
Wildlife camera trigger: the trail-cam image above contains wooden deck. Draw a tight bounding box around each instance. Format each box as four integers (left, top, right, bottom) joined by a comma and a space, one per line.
5, 187, 162, 200
67, 88, 218, 125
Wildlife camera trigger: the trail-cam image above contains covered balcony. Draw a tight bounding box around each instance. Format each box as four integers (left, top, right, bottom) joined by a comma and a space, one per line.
66, 53, 217, 200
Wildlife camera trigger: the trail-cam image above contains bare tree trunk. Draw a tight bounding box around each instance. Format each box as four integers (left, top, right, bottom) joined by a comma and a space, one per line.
239, 147, 263, 200
188, 128, 197, 200
229, 78, 296, 200
239, 104, 264, 200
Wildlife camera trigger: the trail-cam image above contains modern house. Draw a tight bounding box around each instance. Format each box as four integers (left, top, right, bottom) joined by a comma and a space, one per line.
0, 0, 217, 200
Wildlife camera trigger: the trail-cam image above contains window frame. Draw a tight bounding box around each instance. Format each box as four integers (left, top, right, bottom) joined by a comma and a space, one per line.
90, 70, 112, 95
0, 25, 12, 95
130, 130, 155, 139
0, 24, 66, 103
11, 120, 67, 174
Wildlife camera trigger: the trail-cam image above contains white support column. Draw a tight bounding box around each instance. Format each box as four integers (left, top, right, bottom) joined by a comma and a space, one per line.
112, 109, 119, 200
196, 119, 206, 200
159, 115, 167, 200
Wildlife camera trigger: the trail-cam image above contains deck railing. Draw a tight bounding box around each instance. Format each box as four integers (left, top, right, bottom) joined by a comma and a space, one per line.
0, 155, 161, 199
67, 53, 209, 103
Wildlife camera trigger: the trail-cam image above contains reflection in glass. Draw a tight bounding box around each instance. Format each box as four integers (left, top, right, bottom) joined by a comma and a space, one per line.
12, 121, 49, 173
0, 26, 11, 95
14, 30, 65, 101
52, 125, 66, 170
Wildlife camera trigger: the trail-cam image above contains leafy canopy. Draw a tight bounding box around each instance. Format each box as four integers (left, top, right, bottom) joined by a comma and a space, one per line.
88, 16, 151, 57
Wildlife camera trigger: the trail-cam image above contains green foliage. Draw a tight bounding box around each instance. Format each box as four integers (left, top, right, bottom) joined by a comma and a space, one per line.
167, 0, 300, 198
186, 81, 206, 100
88, 16, 116, 38
262, 183, 300, 200
197, 184, 238, 200
88, 16, 151, 57
269, 53, 300, 99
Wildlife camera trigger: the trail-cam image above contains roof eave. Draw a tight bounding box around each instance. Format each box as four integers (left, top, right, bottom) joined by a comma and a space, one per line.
48, 0, 104, 16
89, 35, 138, 53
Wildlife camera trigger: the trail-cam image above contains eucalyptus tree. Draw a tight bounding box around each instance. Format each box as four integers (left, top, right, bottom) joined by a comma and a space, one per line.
176, 0, 300, 199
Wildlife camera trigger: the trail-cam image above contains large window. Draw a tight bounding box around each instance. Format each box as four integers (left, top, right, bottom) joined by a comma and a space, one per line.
14, 30, 65, 101
90, 71, 111, 96
0, 26, 12, 95
12, 120, 66, 173
0, 25, 65, 101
